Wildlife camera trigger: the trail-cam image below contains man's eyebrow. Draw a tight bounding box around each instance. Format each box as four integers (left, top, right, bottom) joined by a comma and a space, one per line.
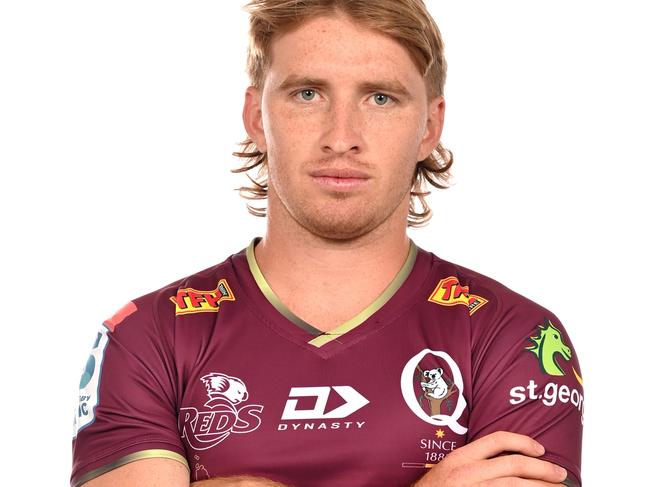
277, 75, 329, 92
276, 75, 414, 100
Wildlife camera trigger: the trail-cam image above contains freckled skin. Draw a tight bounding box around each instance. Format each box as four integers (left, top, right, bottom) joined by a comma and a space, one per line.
247, 13, 443, 241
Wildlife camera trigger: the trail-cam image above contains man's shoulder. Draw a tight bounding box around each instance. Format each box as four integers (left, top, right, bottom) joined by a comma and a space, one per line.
424, 248, 555, 322
106, 245, 247, 332
423, 249, 573, 366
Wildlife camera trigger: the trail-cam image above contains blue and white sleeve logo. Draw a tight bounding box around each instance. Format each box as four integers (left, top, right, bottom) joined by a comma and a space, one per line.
73, 325, 109, 438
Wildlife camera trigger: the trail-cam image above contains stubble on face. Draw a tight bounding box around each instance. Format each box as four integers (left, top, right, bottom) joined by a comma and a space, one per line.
268, 155, 414, 242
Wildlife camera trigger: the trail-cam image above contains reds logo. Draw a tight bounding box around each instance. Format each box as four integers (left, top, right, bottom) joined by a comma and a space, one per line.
428, 276, 488, 316
179, 373, 264, 451
170, 279, 235, 315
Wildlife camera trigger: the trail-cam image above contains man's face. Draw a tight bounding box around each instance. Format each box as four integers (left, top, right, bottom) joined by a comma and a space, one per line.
246, 13, 444, 240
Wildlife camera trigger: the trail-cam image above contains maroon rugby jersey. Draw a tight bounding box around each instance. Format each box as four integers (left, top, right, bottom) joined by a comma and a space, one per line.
71, 240, 583, 486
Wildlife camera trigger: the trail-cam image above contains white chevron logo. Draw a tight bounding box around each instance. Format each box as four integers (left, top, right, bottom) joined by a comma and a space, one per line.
281, 386, 369, 420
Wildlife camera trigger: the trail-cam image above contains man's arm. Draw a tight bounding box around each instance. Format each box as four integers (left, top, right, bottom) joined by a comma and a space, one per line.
80, 461, 291, 487
413, 431, 568, 487
81, 458, 188, 487
71, 297, 190, 486
189, 432, 567, 487
460, 298, 584, 485
79, 459, 290, 487
187, 433, 566, 487
79, 432, 565, 487
191, 476, 290, 486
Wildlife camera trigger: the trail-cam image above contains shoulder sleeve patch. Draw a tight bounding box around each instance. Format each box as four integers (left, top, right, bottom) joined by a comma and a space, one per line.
428, 276, 489, 316
73, 325, 110, 437
169, 278, 235, 316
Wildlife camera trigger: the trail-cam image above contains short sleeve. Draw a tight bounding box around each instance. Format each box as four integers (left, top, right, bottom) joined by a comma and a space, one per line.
71, 293, 189, 486
468, 298, 583, 486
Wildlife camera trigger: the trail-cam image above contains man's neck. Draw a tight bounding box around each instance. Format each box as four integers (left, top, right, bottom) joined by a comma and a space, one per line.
253, 203, 413, 332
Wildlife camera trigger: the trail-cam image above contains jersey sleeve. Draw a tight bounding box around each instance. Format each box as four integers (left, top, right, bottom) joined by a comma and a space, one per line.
467, 291, 583, 487
71, 290, 189, 487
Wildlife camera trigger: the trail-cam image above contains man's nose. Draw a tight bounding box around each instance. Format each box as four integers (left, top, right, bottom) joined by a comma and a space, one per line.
319, 100, 364, 155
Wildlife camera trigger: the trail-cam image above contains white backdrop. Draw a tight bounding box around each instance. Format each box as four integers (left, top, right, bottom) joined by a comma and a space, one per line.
1, 1, 648, 485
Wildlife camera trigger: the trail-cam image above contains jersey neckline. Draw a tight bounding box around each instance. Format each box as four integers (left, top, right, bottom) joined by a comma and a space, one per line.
244, 237, 419, 348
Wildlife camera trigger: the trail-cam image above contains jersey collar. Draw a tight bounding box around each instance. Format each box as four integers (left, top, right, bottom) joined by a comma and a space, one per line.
245, 238, 418, 348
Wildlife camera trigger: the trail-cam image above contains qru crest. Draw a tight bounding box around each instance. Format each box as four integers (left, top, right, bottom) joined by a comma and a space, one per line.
400, 349, 468, 435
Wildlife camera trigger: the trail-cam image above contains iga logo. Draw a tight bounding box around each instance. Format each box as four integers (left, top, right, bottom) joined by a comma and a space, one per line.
401, 349, 468, 435
180, 373, 263, 451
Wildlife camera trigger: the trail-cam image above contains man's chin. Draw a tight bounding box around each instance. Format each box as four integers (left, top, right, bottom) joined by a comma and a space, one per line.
298, 210, 382, 242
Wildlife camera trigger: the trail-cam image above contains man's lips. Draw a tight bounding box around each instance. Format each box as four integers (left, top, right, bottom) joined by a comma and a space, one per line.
309, 168, 371, 179
309, 168, 371, 191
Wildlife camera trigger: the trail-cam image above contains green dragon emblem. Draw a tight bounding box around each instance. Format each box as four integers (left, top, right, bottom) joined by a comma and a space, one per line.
526, 319, 572, 376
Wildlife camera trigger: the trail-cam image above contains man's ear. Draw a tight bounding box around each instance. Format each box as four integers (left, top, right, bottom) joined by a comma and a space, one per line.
242, 86, 267, 152
417, 95, 445, 161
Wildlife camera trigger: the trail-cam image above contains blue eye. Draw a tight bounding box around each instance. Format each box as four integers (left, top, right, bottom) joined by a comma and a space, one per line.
373, 93, 391, 105
299, 89, 316, 101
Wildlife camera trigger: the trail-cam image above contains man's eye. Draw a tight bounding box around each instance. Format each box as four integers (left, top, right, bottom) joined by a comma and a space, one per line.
299, 89, 317, 101
373, 93, 392, 106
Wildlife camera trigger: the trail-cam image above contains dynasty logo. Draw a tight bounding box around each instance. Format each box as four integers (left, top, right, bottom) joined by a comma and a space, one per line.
277, 386, 369, 432
170, 279, 235, 315
179, 373, 263, 450
428, 276, 488, 316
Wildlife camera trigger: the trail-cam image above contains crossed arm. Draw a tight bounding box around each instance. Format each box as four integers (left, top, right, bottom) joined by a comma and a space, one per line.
82, 432, 571, 487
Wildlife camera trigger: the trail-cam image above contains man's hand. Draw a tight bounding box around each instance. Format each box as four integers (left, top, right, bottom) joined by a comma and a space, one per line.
413, 431, 568, 486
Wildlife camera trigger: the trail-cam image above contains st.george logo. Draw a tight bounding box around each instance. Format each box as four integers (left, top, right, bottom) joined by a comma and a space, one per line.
526, 319, 572, 376
509, 319, 585, 423
180, 373, 263, 450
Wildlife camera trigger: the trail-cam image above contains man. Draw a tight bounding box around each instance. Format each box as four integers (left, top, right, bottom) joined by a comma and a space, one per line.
71, 1, 583, 486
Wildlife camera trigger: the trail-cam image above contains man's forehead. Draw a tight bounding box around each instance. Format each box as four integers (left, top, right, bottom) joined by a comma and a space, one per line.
265, 14, 424, 91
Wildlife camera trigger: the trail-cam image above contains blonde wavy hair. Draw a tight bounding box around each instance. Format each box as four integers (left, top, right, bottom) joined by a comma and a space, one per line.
233, 0, 453, 227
